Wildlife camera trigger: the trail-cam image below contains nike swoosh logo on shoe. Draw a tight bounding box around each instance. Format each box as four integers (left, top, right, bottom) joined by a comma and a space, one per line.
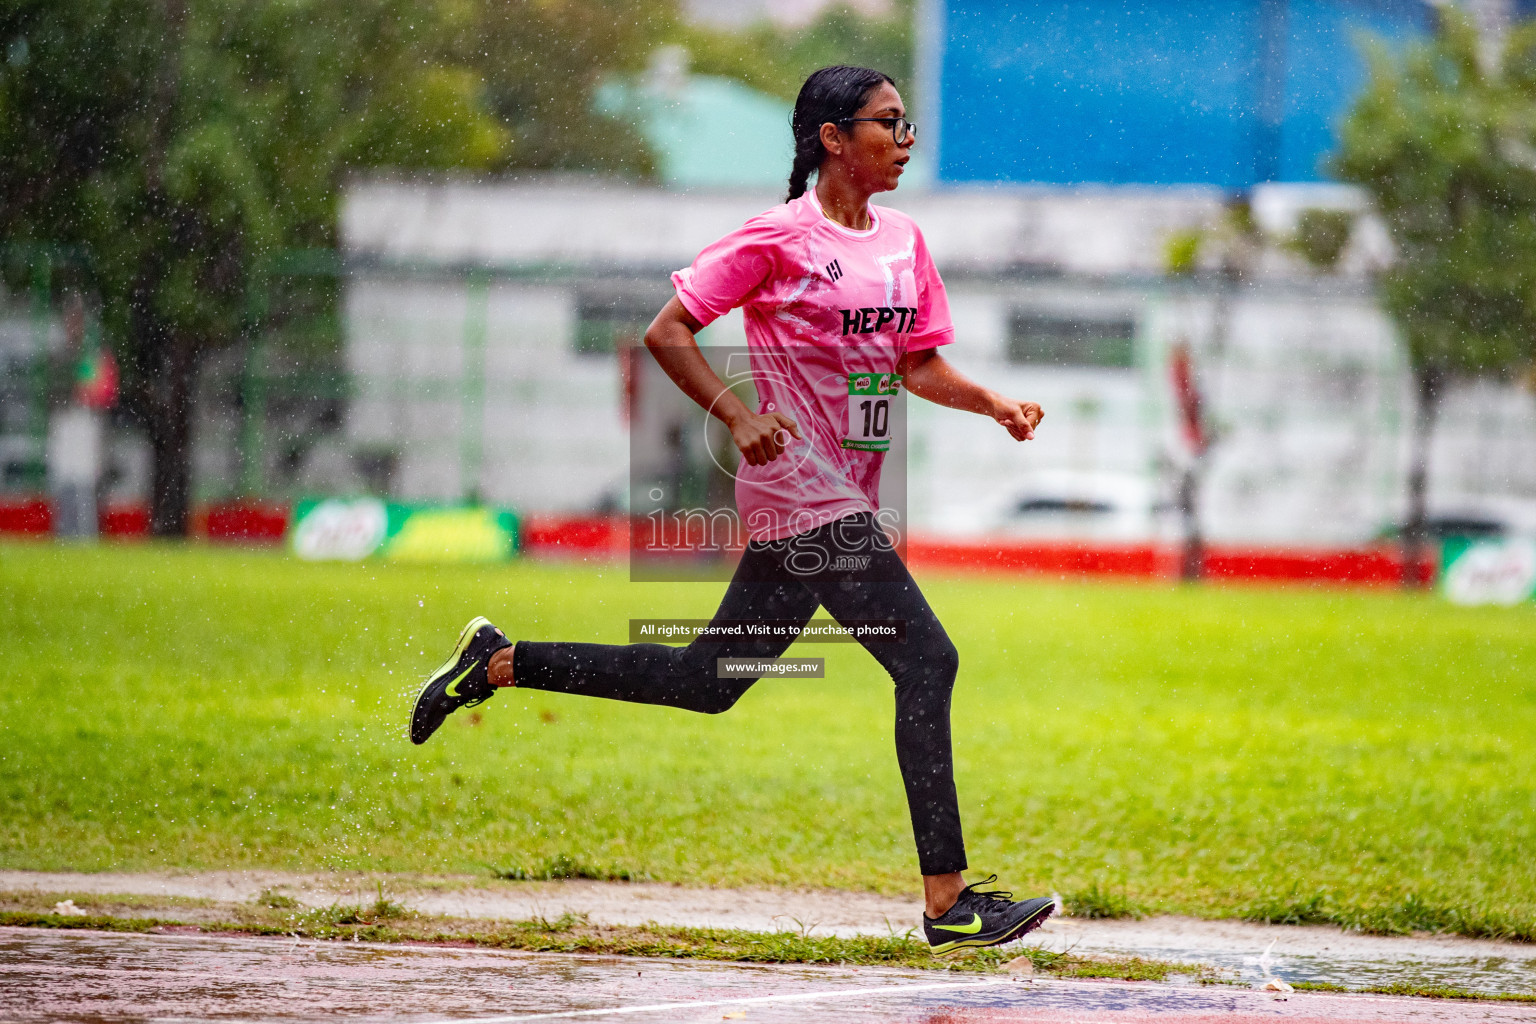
934, 913, 983, 934
446, 661, 480, 697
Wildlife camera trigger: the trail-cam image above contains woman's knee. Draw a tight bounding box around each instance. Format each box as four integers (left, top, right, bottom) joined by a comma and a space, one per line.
927, 632, 952, 681
689, 680, 753, 715
927, 632, 959, 684
888, 632, 958, 697
659, 650, 755, 714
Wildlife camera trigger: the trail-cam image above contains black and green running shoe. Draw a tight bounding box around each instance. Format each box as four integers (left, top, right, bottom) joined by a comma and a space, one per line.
409, 616, 512, 745
922, 876, 1055, 955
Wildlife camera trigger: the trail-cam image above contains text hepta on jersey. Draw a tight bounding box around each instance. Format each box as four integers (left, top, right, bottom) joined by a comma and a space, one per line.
840, 306, 920, 335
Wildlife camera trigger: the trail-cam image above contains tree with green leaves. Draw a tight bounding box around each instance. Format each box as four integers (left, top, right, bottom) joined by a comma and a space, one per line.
1, 0, 511, 534
1333, 11, 1536, 585
452, 0, 670, 178
3, 0, 910, 533
681, 0, 913, 103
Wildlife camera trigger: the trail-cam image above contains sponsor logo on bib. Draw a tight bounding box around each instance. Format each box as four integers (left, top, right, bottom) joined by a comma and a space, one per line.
843, 372, 901, 452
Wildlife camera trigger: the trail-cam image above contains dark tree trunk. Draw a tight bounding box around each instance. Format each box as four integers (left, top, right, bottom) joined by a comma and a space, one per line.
1402, 364, 1444, 588
141, 0, 191, 537
147, 334, 197, 537
1179, 467, 1203, 581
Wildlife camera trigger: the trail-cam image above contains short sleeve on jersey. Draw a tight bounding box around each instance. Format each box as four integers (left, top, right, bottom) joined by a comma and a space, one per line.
670, 213, 785, 328
906, 226, 954, 352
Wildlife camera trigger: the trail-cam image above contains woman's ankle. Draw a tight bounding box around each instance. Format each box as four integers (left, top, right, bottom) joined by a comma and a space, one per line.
488, 645, 516, 687
922, 871, 966, 918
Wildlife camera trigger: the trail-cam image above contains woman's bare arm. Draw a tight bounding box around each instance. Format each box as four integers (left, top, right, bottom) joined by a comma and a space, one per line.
643, 296, 803, 466
898, 347, 1043, 441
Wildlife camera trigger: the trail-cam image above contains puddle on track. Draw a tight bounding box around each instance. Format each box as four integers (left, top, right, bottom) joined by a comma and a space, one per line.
1064, 941, 1536, 997
1027, 917, 1536, 998
5, 927, 1536, 1024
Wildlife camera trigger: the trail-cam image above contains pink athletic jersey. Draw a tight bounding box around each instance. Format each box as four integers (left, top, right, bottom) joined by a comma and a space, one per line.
671, 189, 954, 542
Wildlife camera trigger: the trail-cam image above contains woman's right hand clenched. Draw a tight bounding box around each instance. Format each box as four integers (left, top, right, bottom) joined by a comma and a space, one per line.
729, 410, 803, 466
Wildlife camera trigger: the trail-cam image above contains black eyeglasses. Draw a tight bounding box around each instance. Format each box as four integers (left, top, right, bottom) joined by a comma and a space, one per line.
839, 116, 916, 144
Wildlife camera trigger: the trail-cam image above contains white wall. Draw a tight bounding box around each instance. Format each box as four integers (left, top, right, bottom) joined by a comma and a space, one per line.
346, 276, 628, 511
908, 287, 1151, 540
1146, 287, 1411, 545
339, 181, 1536, 543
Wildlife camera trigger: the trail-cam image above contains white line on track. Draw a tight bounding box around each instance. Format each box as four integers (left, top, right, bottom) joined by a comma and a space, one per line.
411, 978, 1018, 1022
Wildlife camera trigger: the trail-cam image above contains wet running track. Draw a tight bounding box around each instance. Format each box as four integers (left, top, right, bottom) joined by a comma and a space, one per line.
6, 928, 1534, 1023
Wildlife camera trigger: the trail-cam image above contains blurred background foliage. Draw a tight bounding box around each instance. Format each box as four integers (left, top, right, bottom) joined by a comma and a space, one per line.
1334, 9, 1536, 580
1337, 11, 1536, 383
0, 0, 912, 533
680, 0, 912, 103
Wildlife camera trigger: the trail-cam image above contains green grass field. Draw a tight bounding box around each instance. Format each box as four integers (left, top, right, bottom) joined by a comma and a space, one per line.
3, 541, 1535, 938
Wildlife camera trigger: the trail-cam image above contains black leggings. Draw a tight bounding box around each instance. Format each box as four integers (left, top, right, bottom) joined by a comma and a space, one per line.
512, 513, 967, 876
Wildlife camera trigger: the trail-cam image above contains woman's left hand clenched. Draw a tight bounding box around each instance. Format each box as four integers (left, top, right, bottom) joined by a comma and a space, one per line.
992, 396, 1044, 441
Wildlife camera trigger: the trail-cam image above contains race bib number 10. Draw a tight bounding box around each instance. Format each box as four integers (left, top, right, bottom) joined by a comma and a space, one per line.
843, 372, 901, 452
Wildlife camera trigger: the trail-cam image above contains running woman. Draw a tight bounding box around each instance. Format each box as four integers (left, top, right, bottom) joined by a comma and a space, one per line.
410, 65, 1050, 955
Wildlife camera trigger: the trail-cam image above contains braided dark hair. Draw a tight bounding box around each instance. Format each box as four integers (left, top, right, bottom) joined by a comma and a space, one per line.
787, 65, 896, 201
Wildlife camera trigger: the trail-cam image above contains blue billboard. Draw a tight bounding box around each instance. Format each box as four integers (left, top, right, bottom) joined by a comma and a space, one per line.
935, 0, 1432, 186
